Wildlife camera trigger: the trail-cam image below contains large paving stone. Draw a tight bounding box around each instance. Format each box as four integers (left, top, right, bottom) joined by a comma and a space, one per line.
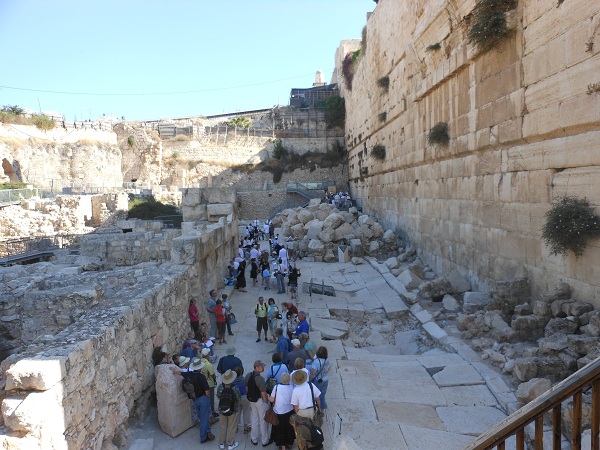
341, 421, 409, 450
343, 377, 446, 406
432, 364, 485, 387
374, 401, 445, 429
437, 406, 507, 435
372, 361, 433, 383
400, 424, 475, 450
441, 385, 499, 407
311, 317, 349, 340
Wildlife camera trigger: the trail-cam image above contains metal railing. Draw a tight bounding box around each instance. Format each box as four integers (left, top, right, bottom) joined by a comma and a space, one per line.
154, 215, 183, 229
464, 356, 600, 450
0, 234, 82, 259
0, 188, 40, 205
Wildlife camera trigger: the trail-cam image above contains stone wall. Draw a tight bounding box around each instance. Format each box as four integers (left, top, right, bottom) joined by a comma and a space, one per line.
0, 124, 122, 190
0, 218, 237, 449
342, 0, 600, 306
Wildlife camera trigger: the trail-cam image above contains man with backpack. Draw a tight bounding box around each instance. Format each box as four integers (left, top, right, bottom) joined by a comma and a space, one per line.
182, 358, 215, 444
216, 370, 241, 450
245, 360, 273, 447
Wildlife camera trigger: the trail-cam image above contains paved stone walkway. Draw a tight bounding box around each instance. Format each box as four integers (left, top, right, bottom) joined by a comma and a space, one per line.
127, 254, 517, 450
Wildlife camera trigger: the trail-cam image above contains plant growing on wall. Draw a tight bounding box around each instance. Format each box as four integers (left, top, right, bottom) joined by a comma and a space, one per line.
377, 76, 390, 93
378, 111, 387, 122
32, 114, 55, 131
272, 140, 288, 159
323, 95, 345, 129
371, 144, 386, 160
127, 135, 136, 148
361, 26, 368, 54
467, 0, 517, 53
427, 122, 450, 146
542, 197, 600, 257
426, 43, 441, 52
228, 116, 251, 128
342, 52, 356, 90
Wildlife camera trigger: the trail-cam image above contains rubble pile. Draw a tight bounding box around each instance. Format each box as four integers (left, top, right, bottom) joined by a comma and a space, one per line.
271, 199, 401, 261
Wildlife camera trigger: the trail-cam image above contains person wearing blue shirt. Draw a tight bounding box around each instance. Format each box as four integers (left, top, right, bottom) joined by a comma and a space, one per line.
293, 311, 309, 338
274, 328, 290, 363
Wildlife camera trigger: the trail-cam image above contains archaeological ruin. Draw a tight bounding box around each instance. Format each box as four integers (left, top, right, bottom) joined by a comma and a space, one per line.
0, 0, 599, 449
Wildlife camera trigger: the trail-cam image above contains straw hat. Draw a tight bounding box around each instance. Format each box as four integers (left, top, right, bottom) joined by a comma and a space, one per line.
178, 356, 190, 367
292, 370, 307, 386
222, 369, 236, 384
191, 357, 205, 371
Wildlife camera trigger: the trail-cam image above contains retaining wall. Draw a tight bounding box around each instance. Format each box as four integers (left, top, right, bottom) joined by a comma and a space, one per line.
342, 0, 600, 306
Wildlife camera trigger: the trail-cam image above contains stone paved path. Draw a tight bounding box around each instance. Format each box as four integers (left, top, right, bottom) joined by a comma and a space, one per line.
127, 253, 517, 450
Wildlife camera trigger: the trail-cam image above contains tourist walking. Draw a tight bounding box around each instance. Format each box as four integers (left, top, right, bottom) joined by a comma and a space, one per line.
188, 298, 200, 333
216, 369, 241, 450
206, 290, 219, 338
290, 370, 321, 419
187, 358, 215, 443
245, 360, 272, 446
236, 259, 247, 292
215, 299, 228, 345
222, 294, 234, 336
255, 296, 269, 342
233, 366, 251, 435
310, 346, 330, 410
269, 372, 295, 450
250, 258, 259, 287
287, 267, 301, 300
217, 347, 243, 375
267, 298, 279, 342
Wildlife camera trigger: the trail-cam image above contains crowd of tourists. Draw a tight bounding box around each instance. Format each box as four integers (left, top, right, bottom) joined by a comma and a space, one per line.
324, 191, 352, 208
151, 221, 329, 449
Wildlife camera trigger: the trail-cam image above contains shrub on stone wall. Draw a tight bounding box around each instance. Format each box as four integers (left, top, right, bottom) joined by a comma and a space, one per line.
371, 144, 386, 160
342, 53, 356, 90
273, 140, 288, 159
32, 114, 55, 131
427, 122, 450, 146
467, 0, 517, 53
323, 95, 345, 129
377, 76, 390, 93
542, 197, 600, 257
378, 112, 387, 122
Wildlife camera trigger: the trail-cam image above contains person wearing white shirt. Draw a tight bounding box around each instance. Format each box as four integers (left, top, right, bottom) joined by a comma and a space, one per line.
290, 371, 321, 419
269, 372, 295, 449
278, 246, 288, 270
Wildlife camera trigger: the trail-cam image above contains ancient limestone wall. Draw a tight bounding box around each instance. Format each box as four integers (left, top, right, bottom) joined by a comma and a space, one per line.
342, 0, 600, 305
0, 219, 238, 449
0, 124, 122, 190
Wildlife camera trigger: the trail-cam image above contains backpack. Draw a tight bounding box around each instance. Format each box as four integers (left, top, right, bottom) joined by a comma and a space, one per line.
218, 385, 236, 416
182, 377, 196, 400
246, 373, 261, 402
265, 365, 282, 394
307, 424, 324, 449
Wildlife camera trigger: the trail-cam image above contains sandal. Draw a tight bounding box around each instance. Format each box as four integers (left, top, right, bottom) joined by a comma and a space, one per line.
244, 426, 251, 434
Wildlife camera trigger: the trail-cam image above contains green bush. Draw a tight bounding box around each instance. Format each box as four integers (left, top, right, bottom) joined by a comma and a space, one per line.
427, 122, 450, 146
542, 197, 600, 257
378, 112, 387, 123
371, 144, 386, 160
128, 197, 179, 220
467, 0, 517, 53
228, 116, 251, 128
377, 76, 390, 92
272, 140, 288, 159
0, 182, 29, 190
31, 114, 55, 131
127, 135, 136, 148
426, 43, 441, 52
1, 105, 24, 115
323, 95, 345, 129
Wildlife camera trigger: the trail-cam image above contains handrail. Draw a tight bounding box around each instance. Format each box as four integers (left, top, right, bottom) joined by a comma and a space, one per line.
464, 356, 600, 450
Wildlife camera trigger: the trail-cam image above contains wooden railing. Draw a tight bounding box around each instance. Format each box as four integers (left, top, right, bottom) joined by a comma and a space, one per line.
464, 356, 600, 450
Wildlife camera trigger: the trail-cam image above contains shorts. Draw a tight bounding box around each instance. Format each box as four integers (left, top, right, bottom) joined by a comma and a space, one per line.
289, 283, 297, 293
256, 316, 268, 332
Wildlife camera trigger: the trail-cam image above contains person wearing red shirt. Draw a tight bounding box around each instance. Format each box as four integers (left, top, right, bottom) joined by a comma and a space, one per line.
189, 298, 200, 333
215, 299, 228, 345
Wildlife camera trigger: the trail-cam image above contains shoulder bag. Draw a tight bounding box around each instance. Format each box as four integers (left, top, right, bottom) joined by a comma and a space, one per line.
264, 386, 279, 425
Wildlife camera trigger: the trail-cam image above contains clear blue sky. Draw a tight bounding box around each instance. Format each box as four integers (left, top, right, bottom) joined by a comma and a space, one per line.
0, 0, 372, 121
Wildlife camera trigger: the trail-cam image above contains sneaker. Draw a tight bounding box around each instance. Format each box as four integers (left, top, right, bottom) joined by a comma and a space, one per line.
219, 445, 225, 450
228, 442, 239, 450
262, 438, 274, 447
251, 440, 258, 446
207, 432, 215, 441
256, 338, 261, 343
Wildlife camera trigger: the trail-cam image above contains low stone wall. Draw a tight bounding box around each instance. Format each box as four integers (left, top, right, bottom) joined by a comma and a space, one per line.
0, 218, 238, 449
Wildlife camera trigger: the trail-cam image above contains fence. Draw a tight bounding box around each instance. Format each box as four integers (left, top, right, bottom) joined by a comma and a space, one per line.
0, 234, 82, 259
0, 188, 40, 205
